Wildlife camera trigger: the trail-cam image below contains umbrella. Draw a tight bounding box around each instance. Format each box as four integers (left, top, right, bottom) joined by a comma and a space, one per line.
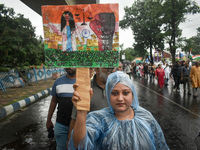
135, 60, 143, 64
122, 60, 131, 64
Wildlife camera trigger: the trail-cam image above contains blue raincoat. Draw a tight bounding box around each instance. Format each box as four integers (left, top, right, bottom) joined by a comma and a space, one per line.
69, 71, 169, 150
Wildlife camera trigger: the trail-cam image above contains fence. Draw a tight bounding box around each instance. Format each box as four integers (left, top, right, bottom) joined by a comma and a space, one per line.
0, 66, 66, 93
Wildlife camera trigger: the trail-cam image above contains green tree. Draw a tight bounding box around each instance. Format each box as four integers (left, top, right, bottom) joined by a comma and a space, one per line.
125, 48, 133, 61
120, 0, 164, 65
125, 47, 138, 61
182, 27, 200, 55
0, 4, 45, 85
119, 44, 147, 62
119, 44, 125, 61
162, 0, 200, 63
120, 0, 200, 64
133, 43, 149, 60
0, 4, 44, 68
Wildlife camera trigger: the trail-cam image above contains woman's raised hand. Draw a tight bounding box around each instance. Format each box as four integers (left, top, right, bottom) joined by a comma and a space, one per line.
72, 83, 81, 108
72, 83, 93, 108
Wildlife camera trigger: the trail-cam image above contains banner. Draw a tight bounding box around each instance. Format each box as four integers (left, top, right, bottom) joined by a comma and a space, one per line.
41, 4, 119, 67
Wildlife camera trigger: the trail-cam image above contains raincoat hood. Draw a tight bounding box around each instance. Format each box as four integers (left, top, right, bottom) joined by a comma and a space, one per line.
105, 71, 139, 113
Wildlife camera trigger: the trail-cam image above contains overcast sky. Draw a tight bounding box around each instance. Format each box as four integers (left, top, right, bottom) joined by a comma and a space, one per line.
0, 0, 200, 49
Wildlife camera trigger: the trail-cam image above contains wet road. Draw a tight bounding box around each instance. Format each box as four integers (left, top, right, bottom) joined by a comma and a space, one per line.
0, 96, 57, 150
0, 76, 200, 150
134, 77, 200, 150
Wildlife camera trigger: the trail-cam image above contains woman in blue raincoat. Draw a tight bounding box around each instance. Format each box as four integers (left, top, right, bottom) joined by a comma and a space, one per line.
69, 71, 169, 150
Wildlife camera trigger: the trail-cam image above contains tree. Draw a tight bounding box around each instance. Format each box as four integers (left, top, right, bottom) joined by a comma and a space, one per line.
120, 0, 200, 64
162, 0, 200, 63
119, 44, 125, 61
120, 0, 164, 65
182, 27, 200, 55
124, 47, 145, 61
0, 4, 45, 85
119, 44, 147, 62
0, 4, 44, 68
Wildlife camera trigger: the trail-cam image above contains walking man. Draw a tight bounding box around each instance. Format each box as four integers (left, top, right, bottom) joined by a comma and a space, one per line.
161, 61, 166, 69
46, 68, 76, 150
143, 63, 148, 79
181, 62, 191, 95
171, 61, 182, 92
164, 64, 170, 85
190, 62, 200, 98
126, 64, 132, 79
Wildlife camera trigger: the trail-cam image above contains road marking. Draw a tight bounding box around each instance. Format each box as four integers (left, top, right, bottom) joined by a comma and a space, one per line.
134, 80, 200, 118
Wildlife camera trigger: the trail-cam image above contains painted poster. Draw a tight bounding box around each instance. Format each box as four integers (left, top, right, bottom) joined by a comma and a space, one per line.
41, 4, 119, 67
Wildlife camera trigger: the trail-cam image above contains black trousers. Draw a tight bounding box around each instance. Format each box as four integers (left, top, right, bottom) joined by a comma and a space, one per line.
183, 76, 191, 92
174, 76, 181, 90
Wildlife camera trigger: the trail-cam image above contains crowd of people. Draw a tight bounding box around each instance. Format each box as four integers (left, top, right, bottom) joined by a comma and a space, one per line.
124, 60, 200, 97
45, 59, 199, 150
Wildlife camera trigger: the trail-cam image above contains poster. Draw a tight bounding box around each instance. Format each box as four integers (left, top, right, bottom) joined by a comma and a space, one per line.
41, 4, 119, 67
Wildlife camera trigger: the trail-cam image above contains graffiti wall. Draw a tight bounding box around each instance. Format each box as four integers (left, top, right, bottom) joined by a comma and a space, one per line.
41, 4, 119, 67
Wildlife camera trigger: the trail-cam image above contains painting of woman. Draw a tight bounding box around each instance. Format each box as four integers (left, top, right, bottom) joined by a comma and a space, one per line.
61, 11, 76, 51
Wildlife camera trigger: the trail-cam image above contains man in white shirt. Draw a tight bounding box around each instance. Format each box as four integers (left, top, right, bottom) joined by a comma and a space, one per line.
164, 64, 170, 85
161, 61, 166, 69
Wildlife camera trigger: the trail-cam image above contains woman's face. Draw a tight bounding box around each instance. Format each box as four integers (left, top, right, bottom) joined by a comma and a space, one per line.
110, 83, 133, 113
63, 13, 69, 21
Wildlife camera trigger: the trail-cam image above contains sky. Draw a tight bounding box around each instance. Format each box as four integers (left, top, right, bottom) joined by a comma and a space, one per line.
0, 0, 200, 49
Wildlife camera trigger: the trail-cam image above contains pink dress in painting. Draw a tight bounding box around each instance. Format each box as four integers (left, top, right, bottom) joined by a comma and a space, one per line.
155, 68, 165, 88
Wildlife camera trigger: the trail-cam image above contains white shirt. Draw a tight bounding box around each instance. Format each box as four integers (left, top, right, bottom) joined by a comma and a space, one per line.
162, 64, 166, 69
164, 66, 170, 73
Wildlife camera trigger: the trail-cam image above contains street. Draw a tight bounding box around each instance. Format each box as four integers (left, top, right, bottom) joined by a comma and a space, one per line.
0, 76, 200, 150
134, 77, 200, 150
